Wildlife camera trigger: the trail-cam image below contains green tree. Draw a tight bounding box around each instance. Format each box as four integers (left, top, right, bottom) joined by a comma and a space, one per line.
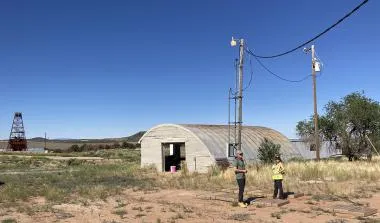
258, 138, 281, 164
296, 92, 380, 160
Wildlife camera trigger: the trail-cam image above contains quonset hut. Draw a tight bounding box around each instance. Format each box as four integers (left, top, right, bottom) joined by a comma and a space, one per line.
139, 124, 301, 173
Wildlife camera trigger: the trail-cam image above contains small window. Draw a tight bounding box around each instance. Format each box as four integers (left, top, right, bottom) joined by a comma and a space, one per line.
169, 144, 174, 155
227, 143, 238, 157
310, 144, 316, 151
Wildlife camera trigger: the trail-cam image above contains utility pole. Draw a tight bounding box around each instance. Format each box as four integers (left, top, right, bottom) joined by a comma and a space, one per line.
237, 39, 244, 151
44, 132, 47, 150
230, 37, 245, 151
311, 45, 320, 161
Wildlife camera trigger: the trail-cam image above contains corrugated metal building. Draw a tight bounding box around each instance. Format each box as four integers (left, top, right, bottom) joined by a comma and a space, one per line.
290, 139, 342, 159
139, 124, 302, 173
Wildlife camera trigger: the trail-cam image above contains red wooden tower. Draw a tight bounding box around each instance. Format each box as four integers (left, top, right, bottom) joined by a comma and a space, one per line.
7, 112, 28, 151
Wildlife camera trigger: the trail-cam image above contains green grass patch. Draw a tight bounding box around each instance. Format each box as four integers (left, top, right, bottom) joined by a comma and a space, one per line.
1, 219, 17, 223
113, 209, 127, 218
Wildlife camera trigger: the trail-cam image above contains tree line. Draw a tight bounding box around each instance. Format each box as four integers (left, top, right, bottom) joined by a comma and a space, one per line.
296, 92, 380, 161
55, 141, 140, 153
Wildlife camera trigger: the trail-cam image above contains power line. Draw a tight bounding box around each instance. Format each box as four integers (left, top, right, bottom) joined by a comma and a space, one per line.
249, 48, 313, 83
230, 54, 254, 96
250, 0, 369, 59
242, 53, 253, 91
230, 59, 239, 96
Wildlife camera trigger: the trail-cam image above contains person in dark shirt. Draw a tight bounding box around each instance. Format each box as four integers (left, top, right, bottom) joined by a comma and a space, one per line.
234, 150, 247, 208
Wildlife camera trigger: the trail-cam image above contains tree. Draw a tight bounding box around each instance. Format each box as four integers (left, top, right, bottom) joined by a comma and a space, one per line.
296, 92, 380, 160
258, 138, 281, 164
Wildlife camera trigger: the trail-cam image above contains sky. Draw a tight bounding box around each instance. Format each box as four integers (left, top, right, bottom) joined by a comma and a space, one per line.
0, 0, 379, 139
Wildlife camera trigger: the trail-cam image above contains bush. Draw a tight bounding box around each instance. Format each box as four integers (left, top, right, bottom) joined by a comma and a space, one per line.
68, 144, 81, 152
122, 141, 136, 149
79, 144, 87, 152
67, 142, 137, 153
67, 158, 84, 166
112, 142, 121, 149
258, 138, 281, 164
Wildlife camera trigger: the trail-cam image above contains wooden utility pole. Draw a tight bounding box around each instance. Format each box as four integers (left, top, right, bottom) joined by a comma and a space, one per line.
311, 45, 320, 161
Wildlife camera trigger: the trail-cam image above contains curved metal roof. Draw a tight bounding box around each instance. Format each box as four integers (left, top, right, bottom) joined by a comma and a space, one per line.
140, 124, 301, 161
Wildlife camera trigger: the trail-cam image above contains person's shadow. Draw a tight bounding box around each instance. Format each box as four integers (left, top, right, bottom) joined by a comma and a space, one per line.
283, 192, 294, 199
0, 181, 5, 186
245, 195, 266, 204
246, 192, 294, 204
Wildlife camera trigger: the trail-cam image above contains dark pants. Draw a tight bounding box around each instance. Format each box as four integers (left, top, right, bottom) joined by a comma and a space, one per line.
237, 178, 245, 202
273, 179, 284, 199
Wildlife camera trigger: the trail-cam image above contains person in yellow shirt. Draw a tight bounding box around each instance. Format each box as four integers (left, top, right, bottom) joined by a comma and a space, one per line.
272, 155, 285, 199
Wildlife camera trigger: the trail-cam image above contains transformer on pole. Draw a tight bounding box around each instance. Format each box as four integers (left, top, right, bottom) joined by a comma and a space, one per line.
7, 112, 28, 151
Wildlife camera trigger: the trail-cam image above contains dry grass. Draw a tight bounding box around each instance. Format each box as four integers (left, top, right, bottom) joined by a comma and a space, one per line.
228, 213, 251, 221
1, 151, 380, 208
152, 157, 380, 198
0, 150, 147, 204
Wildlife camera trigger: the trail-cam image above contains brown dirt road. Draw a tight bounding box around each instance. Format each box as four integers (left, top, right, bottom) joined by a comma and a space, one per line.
0, 189, 379, 223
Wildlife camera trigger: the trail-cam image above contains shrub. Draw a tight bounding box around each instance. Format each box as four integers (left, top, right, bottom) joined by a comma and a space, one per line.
112, 143, 121, 149
207, 165, 221, 177
68, 144, 81, 152
122, 141, 136, 149
257, 138, 281, 164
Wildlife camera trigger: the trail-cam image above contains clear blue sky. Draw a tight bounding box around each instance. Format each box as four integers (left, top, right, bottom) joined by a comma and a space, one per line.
0, 0, 379, 139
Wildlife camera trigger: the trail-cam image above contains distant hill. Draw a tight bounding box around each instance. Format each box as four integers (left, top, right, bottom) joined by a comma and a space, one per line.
26, 131, 146, 143
121, 131, 146, 142
29, 137, 46, 141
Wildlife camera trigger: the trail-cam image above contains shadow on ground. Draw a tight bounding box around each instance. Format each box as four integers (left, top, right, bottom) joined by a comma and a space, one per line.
245, 195, 266, 204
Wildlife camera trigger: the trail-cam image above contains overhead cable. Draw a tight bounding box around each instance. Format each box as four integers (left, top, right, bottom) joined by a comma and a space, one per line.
248, 48, 313, 83
250, 0, 369, 59
242, 53, 254, 91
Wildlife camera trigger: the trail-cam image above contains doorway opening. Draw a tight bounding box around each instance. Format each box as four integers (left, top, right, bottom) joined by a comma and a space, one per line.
162, 143, 186, 172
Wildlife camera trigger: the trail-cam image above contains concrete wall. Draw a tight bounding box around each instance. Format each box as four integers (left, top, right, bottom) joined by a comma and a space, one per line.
140, 125, 214, 173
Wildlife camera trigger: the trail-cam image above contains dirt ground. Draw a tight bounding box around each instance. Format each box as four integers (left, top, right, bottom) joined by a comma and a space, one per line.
0, 189, 379, 223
